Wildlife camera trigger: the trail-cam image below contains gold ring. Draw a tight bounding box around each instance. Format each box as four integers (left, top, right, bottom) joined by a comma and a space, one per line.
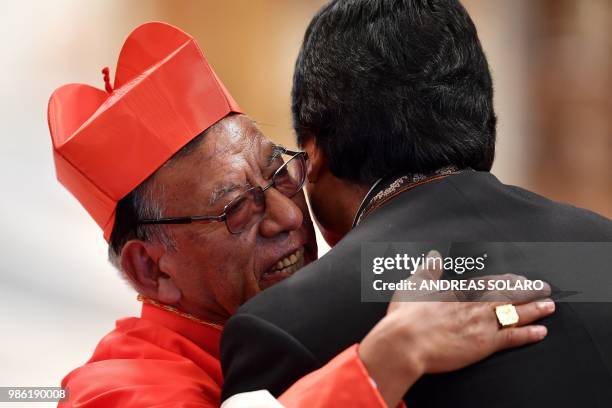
495, 304, 519, 328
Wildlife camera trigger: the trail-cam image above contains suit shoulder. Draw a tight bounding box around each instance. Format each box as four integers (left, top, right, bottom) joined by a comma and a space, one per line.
447, 172, 612, 239
506, 184, 612, 237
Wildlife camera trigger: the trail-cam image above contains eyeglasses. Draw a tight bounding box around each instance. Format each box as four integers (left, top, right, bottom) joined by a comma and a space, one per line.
137, 148, 308, 234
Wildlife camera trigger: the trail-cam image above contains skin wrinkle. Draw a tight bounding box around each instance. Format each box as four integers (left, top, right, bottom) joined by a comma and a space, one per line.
128, 114, 317, 323
208, 182, 243, 207
208, 144, 286, 207
110, 114, 316, 323
109, 116, 285, 272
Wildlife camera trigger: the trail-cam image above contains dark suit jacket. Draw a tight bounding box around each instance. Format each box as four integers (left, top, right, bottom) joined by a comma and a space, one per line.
221, 171, 612, 407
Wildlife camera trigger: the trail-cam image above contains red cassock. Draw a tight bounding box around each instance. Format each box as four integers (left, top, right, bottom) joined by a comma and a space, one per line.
59, 301, 389, 407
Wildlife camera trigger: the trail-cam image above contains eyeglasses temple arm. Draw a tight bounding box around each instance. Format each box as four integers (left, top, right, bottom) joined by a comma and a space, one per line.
138, 215, 224, 225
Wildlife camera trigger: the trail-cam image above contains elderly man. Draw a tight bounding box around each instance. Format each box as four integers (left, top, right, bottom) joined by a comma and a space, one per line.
49, 22, 554, 408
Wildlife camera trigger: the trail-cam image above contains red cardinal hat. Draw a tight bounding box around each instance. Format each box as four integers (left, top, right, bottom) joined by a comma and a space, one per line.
48, 22, 242, 241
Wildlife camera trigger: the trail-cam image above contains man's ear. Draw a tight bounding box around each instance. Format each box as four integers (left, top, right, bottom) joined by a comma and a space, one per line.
120, 240, 181, 304
301, 134, 326, 183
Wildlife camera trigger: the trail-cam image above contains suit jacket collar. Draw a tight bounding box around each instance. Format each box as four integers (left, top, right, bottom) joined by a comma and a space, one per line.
353, 166, 465, 227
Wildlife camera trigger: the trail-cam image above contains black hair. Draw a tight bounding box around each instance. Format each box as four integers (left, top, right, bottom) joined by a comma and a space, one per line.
292, 0, 497, 184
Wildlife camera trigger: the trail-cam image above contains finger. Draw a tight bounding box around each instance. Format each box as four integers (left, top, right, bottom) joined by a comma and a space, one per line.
392, 250, 449, 302
411, 250, 443, 281
425, 250, 443, 279
473, 274, 552, 304
495, 325, 548, 350
390, 281, 455, 302
459, 274, 520, 302
514, 299, 555, 326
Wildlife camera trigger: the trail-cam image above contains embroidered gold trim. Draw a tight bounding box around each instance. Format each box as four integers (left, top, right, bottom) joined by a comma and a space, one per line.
356, 166, 461, 226
137, 294, 223, 330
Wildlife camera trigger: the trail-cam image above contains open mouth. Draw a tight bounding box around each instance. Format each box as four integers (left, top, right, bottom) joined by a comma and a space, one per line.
260, 247, 305, 284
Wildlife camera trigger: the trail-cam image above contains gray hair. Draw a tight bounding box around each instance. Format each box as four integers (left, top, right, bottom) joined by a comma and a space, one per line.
107, 175, 177, 270
106, 128, 214, 271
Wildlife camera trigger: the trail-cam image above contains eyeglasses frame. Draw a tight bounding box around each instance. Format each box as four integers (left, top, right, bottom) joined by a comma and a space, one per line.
137, 147, 308, 234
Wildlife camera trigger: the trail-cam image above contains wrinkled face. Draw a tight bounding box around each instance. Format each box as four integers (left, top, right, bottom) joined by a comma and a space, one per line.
154, 115, 317, 321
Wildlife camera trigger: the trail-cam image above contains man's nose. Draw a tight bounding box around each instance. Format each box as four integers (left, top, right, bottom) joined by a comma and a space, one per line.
258, 188, 303, 237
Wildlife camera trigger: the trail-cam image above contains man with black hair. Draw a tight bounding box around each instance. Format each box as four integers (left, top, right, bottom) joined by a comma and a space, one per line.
221, 0, 612, 406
